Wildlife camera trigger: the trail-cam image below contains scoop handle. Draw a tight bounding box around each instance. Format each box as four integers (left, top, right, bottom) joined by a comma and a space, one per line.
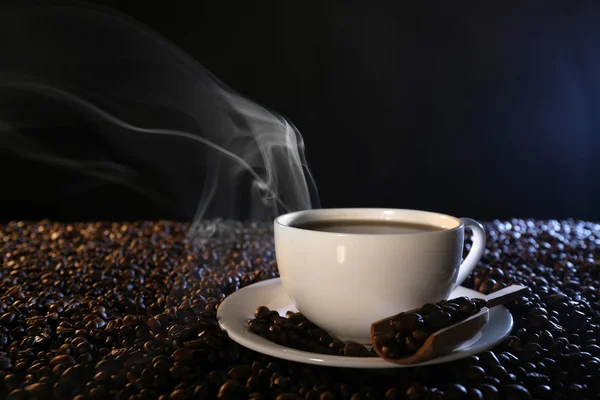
483, 284, 528, 308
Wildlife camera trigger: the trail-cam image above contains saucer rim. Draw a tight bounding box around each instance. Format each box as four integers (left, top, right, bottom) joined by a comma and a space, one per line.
217, 278, 513, 369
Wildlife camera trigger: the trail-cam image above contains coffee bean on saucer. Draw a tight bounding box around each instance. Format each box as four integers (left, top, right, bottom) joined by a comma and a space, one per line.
254, 306, 271, 319
344, 342, 372, 357
247, 307, 374, 357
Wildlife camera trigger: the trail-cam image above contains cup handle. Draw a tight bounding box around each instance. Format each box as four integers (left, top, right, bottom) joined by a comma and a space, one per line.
452, 218, 486, 291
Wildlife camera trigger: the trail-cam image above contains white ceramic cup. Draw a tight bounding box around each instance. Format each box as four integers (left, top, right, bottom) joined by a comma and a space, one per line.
273, 208, 486, 344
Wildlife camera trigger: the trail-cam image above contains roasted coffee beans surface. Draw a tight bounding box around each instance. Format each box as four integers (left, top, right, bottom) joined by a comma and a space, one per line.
0, 219, 599, 400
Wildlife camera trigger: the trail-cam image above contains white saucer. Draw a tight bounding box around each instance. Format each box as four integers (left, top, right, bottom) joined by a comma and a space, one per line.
217, 278, 513, 369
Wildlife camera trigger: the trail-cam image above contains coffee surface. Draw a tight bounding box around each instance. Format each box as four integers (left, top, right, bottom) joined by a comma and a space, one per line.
293, 219, 444, 234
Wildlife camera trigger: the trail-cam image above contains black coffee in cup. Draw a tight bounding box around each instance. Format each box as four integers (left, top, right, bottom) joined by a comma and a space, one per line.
293, 219, 444, 234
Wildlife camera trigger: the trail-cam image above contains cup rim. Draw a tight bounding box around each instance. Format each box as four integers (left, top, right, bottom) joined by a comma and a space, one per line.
274, 208, 464, 237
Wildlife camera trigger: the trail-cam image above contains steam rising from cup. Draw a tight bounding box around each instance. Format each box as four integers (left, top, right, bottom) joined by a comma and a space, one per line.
0, 3, 319, 243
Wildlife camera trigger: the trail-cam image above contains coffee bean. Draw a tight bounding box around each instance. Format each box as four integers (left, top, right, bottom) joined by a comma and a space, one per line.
254, 306, 271, 319
467, 388, 483, 400
381, 344, 401, 359
50, 355, 76, 367
479, 351, 500, 366
585, 344, 600, 356
411, 328, 432, 342
445, 383, 467, 399
391, 313, 424, 332
147, 317, 162, 332
465, 366, 486, 381
7, 389, 28, 400
24, 382, 45, 394
172, 348, 193, 363
420, 304, 441, 314
248, 322, 268, 335
320, 391, 335, 400
170, 389, 192, 400
60, 365, 83, 383
458, 301, 476, 316
10, 326, 25, 339
405, 336, 419, 353
489, 365, 509, 380
428, 310, 453, 329
530, 314, 549, 329
478, 384, 499, 400
505, 384, 531, 400
229, 365, 252, 380
479, 279, 497, 295
344, 342, 369, 357
0, 312, 16, 326
506, 336, 523, 351
218, 380, 240, 398
76, 341, 92, 354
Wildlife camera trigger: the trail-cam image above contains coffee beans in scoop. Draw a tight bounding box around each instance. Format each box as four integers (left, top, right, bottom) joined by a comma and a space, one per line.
373, 296, 487, 359
247, 307, 375, 357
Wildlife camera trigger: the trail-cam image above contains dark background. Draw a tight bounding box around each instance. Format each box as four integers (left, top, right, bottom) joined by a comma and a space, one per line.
2, 1, 600, 223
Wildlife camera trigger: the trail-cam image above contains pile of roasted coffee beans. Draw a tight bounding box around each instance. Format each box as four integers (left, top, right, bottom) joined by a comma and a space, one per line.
0, 219, 599, 400
248, 307, 374, 357
372, 297, 488, 360
247, 295, 488, 361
